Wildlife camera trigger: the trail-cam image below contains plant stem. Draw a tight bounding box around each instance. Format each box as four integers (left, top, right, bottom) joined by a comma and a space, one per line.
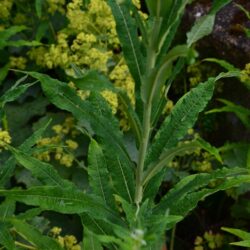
15, 241, 36, 250
170, 225, 176, 250
135, 102, 152, 206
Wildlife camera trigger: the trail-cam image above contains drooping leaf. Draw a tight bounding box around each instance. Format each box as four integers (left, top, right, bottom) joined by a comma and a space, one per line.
0, 186, 122, 224
88, 139, 115, 207
154, 168, 249, 217
206, 98, 250, 128
107, 0, 144, 91
143, 138, 222, 186
11, 219, 63, 250
204, 58, 238, 72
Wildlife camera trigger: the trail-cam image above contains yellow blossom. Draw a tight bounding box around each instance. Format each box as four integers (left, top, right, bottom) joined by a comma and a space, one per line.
66, 139, 78, 150
60, 154, 74, 167
0, 129, 11, 151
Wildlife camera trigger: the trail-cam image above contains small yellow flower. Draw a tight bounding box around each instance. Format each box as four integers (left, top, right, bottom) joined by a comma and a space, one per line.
0, 129, 11, 151
66, 140, 78, 150
52, 124, 63, 134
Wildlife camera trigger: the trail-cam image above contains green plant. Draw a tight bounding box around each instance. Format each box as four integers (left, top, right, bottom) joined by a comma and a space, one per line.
222, 227, 250, 248
0, 0, 249, 249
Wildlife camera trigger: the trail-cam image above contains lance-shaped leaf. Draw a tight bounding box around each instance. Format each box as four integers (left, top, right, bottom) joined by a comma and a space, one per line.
11, 219, 63, 250
0, 222, 16, 250
88, 139, 115, 207
143, 138, 222, 186
107, 0, 144, 91
22, 71, 135, 202
153, 167, 249, 217
206, 98, 250, 129
222, 227, 250, 241
0, 199, 15, 219
146, 72, 238, 167
187, 0, 231, 47
83, 228, 103, 250
0, 186, 122, 225
0, 82, 36, 108
0, 120, 50, 187
7, 145, 76, 189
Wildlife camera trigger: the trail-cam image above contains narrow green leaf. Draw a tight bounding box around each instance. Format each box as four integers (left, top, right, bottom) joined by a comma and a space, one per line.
117, 90, 142, 145
72, 70, 115, 92
0, 120, 50, 187
88, 139, 115, 207
0, 222, 16, 250
0, 186, 121, 224
83, 228, 103, 250
35, 0, 43, 18
107, 0, 144, 91
154, 168, 249, 216
0, 82, 36, 108
230, 240, 250, 247
221, 227, 250, 241
6, 145, 76, 189
204, 58, 238, 71
210, 0, 232, 15
206, 98, 250, 128
187, 14, 215, 47
187, 0, 231, 47
0, 199, 15, 219
141, 45, 189, 104
0, 63, 9, 86
11, 219, 63, 250
23, 71, 135, 202
146, 77, 216, 167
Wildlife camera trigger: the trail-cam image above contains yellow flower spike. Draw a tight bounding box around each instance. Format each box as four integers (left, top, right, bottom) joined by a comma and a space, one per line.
66, 140, 78, 150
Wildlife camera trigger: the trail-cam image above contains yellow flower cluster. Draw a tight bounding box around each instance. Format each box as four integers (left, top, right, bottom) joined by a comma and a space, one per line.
47, 0, 66, 14
34, 117, 79, 167
187, 64, 203, 87
50, 227, 81, 250
0, 129, 11, 152
110, 63, 135, 129
29, 0, 118, 73
194, 231, 223, 250
9, 56, 27, 70
240, 63, 250, 89
0, 0, 13, 20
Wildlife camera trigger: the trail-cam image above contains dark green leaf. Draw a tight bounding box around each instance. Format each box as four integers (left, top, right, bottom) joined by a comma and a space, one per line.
107, 0, 144, 91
